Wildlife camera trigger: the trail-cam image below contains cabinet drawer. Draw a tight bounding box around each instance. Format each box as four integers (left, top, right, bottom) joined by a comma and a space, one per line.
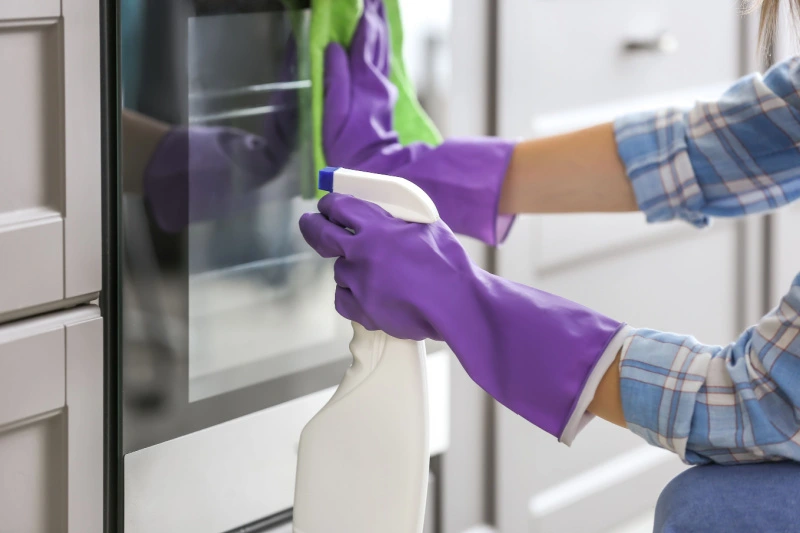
0, 306, 102, 533
498, 0, 739, 136
0, 415, 66, 533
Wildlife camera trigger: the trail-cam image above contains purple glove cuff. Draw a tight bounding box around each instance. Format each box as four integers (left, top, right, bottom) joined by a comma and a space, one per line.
391, 138, 517, 246
302, 192, 625, 441
557, 322, 628, 438
437, 268, 625, 438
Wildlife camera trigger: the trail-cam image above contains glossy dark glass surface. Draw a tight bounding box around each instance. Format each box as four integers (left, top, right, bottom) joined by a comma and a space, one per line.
119, 0, 350, 453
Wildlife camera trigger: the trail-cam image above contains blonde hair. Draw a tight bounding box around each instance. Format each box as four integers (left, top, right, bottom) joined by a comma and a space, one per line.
750, 0, 799, 55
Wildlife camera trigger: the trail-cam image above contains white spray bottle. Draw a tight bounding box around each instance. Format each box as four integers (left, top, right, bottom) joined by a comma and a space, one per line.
292, 167, 437, 533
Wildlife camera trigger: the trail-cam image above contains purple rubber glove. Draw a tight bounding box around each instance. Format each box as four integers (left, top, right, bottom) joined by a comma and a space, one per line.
323, 0, 515, 246
299, 193, 626, 439
144, 40, 300, 233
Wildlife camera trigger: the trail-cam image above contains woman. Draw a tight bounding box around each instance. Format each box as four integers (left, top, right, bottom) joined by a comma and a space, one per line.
300, 0, 800, 529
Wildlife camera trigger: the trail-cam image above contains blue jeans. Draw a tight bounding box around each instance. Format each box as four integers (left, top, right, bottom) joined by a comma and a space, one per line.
654, 462, 800, 533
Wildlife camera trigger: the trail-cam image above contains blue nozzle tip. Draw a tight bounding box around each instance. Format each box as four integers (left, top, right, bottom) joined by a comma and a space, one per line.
318, 167, 339, 192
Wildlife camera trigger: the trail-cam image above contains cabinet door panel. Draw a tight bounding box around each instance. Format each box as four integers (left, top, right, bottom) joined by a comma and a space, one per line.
0, 416, 67, 533
0, 20, 65, 317
498, 0, 738, 134
0, 0, 101, 320
0, 307, 101, 533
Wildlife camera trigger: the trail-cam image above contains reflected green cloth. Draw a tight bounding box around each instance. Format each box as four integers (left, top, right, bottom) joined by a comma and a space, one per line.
309, 0, 442, 197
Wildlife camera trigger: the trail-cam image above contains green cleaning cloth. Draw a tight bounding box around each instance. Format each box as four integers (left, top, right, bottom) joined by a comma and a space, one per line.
308, 0, 443, 198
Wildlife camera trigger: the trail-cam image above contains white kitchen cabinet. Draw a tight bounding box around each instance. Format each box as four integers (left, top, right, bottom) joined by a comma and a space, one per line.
764, 9, 800, 317
0, 0, 101, 322
0, 414, 67, 533
0, 1, 104, 532
494, 176, 739, 531
494, 119, 740, 532
770, 203, 800, 304
496, 216, 738, 533
493, 2, 744, 530
0, 306, 103, 533
497, 0, 739, 136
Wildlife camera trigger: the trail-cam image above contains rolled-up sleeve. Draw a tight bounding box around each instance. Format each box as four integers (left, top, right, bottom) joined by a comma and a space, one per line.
614, 56, 800, 227
611, 56, 800, 464
619, 274, 800, 465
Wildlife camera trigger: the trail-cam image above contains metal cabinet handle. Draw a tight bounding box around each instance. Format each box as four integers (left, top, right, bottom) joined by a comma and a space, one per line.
623, 32, 679, 54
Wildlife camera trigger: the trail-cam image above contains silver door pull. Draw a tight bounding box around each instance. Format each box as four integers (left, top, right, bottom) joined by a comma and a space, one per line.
623, 32, 679, 54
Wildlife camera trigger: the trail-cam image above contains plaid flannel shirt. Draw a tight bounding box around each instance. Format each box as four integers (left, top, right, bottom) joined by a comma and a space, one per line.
613, 57, 800, 464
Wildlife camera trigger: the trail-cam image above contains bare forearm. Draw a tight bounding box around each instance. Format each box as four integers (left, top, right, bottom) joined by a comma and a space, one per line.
496, 123, 632, 427
498, 124, 633, 428
499, 123, 638, 215
587, 350, 626, 428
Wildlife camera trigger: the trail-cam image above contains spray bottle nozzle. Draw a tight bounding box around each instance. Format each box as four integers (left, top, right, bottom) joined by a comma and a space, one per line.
318, 166, 339, 192
316, 167, 439, 224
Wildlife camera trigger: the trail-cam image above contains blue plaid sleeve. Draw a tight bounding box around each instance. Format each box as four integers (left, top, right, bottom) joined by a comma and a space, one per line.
612, 56, 800, 464
619, 274, 800, 465
614, 56, 800, 227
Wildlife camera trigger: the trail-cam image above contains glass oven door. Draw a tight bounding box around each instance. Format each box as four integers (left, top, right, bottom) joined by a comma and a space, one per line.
119, 0, 350, 455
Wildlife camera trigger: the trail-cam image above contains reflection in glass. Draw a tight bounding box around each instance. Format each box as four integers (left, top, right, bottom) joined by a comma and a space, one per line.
119, 1, 349, 451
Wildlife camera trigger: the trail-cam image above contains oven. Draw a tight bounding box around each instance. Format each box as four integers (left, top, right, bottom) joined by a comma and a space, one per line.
115, 1, 449, 531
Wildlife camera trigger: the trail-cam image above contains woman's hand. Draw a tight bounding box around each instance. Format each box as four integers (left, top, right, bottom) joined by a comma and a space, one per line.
299, 193, 476, 341
322, 0, 420, 173
300, 192, 628, 441
141, 37, 300, 233
321, 0, 517, 245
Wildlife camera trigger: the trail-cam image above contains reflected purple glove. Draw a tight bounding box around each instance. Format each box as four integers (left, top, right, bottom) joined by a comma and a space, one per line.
144, 40, 300, 233
143, 126, 291, 232
323, 0, 515, 246
300, 193, 625, 438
